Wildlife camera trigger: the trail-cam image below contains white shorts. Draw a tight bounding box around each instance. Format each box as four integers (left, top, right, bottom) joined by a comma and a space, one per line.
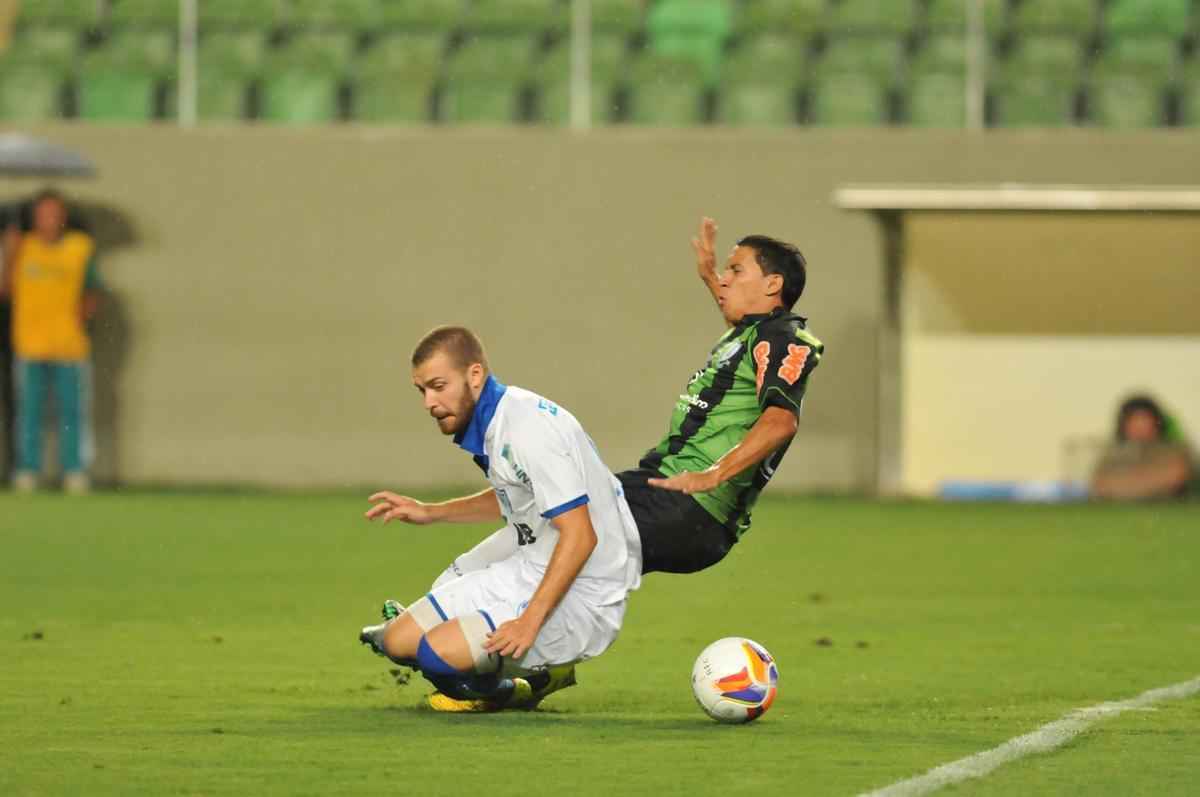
423, 556, 626, 676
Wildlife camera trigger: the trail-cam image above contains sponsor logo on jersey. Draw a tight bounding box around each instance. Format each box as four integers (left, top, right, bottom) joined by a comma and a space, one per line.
711, 340, 743, 368
778, 344, 811, 386
499, 443, 531, 486
753, 341, 771, 393
678, 393, 711, 411
537, 398, 559, 416
495, 487, 514, 517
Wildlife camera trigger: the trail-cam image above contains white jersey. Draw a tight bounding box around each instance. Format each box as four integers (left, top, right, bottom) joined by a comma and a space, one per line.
454, 377, 642, 606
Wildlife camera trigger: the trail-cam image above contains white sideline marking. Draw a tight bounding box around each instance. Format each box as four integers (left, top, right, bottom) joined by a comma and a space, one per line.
860, 675, 1200, 797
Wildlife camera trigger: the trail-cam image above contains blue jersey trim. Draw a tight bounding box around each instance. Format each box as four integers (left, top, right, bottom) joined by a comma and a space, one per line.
541, 494, 589, 519
454, 375, 507, 458
478, 610, 496, 632
426, 592, 448, 622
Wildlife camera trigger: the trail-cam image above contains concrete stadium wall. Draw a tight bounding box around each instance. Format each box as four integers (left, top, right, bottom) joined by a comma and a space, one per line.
3, 125, 1199, 492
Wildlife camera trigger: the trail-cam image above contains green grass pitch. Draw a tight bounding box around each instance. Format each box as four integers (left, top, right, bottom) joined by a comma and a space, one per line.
2, 492, 1198, 796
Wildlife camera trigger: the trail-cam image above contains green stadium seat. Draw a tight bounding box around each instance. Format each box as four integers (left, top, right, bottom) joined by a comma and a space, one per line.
1104, 0, 1191, 37
534, 78, 623, 125
591, 0, 643, 35
646, 0, 731, 82
353, 75, 435, 122
108, 0, 180, 29
912, 34, 967, 74
289, 0, 381, 32
906, 72, 966, 126
1096, 36, 1179, 74
626, 53, 708, 124
16, 0, 100, 31
259, 69, 340, 123
96, 29, 176, 75
820, 36, 905, 78
723, 35, 807, 81
537, 35, 628, 84
358, 33, 446, 76
1000, 35, 1085, 79
809, 73, 889, 125
446, 36, 537, 81
77, 69, 160, 120
926, 0, 1007, 33
440, 36, 536, 123
1010, 0, 1096, 34
465, 0, 567, 36
0, 67, 64, 120
274, 32, 358, 75
198, 31, 268, 77
440, 82, 524, 123
827, 0, 919, 35
4, 27, 80, 70
195, 69, 250, 120
734, 0, 826, 37
376, 0, 465, 32
1086, 74, 1165, 127
992, 75, 1077, 126
716, 82, 797, 126
199, 0, 284, 31
531, 36, 627, 124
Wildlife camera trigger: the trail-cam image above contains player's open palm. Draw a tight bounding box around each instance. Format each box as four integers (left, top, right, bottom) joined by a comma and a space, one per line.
365, 492, 436, 525
484, 615, 540, 660
692, 216, 719, 282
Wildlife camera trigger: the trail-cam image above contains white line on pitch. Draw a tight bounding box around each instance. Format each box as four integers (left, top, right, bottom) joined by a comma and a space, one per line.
860, 674, 1200, 797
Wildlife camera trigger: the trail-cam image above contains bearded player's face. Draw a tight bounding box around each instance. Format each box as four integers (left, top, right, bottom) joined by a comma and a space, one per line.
412, 352, 483, 436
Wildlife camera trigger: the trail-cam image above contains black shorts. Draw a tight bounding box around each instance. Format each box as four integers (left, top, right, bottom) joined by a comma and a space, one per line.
617, 468, 737, 575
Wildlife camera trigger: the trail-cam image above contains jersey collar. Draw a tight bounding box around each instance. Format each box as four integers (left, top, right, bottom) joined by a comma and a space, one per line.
454, 374, 507, 458
737, 307, 806, 326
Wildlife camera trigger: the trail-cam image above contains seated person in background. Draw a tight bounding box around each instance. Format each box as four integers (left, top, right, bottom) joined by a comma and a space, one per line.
1090, 395, 1194, 501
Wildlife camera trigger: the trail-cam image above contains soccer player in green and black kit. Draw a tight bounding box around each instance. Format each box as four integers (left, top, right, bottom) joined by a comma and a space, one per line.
616, 217, 823, 574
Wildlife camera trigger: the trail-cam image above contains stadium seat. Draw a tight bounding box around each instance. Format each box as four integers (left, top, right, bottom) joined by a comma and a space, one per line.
440, 82, 525, 123
906, 72, 966, 127
925, 0, 1007, 33
358, 33, 446, 76
1000, 35, 1085, 79
274, 32, 358, 75
1103, 0, 1191, 37
16, 0, 100, 31
108, 0, 180, 29
819, 36, 905, 78
626, 54, 708, 124
77, 69, 160, 120
646, 0, 731, 82
992, 75, 1078, 126
198, 31, 268, 78
1096, 36, 1180, 74
535, 78, 623, 125
826, 0, 919, 35
199, 0, 284, 31
808, 73, 889, 125
96, 29, 177, 76
1086, 74, 1166, 127
591, 0, 643, 35
259, 69, 341, 123
195, 69, 250, 121
724, 34, 807, 78
716, 82, 797, 126
912, 34, 967, 73
464, 0, 568, 36
532, 36, 627, 125
3, 27, 80, 71
376, 0, 465, 32
441, 36, 537, 123
289, 0, 381, 32
0, 67, 64, 120
1010, 0, 1096, 35
734, 0, 826, 37
353, 75, 435, 122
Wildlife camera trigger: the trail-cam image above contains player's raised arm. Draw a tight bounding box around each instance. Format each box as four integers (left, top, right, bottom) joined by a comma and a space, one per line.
365, 487, 502, 525
692, 216, 732, 326
484, 503, 597, 659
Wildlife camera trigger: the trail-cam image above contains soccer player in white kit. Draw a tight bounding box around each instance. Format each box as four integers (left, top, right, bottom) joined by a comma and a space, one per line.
359, 326, 642, 711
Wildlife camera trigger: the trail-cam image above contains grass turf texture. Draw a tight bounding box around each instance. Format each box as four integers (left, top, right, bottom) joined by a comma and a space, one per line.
2, 492, 1198, 796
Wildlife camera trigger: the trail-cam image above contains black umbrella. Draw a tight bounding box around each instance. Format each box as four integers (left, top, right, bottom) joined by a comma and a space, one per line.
0, 133, 96, 177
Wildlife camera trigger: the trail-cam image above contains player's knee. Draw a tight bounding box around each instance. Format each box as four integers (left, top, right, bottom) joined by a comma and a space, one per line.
382, 614, 422, 661
416, 614, 499, 678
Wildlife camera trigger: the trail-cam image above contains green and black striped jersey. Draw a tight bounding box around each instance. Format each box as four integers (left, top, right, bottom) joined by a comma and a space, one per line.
639, 309, 823, 538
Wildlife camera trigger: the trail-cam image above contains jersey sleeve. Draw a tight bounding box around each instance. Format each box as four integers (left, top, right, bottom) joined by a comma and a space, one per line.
750, 322, 822, 416
512, 411, 590, 520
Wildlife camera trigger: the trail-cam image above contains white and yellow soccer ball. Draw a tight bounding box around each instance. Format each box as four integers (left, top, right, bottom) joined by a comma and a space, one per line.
691, 637, 779, 724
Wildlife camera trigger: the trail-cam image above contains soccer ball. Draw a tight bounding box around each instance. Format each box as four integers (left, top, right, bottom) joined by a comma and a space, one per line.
691, 637, 779, 724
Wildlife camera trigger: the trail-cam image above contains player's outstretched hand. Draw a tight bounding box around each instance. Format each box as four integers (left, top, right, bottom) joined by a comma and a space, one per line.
484, 615, 539, 660
365, 492, 438, 525
692, 216, 719, 283
647, 468, 723, 495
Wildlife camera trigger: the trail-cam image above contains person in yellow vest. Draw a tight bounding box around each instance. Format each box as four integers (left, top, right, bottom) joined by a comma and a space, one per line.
5, 190, 102, 493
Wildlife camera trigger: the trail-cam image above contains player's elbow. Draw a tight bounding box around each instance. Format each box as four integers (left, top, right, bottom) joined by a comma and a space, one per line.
764, 407, 798, 440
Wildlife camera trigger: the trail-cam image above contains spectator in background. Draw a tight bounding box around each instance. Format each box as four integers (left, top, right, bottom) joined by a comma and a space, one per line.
1090, 394, 1194, 501
6, 189, 102, 494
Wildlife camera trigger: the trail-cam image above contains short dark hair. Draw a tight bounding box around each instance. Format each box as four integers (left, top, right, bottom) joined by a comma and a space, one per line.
32, 188, 66, 208
737, 235, 807, 310
411, 325, 489, 371
1115, 394, 1166, 442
